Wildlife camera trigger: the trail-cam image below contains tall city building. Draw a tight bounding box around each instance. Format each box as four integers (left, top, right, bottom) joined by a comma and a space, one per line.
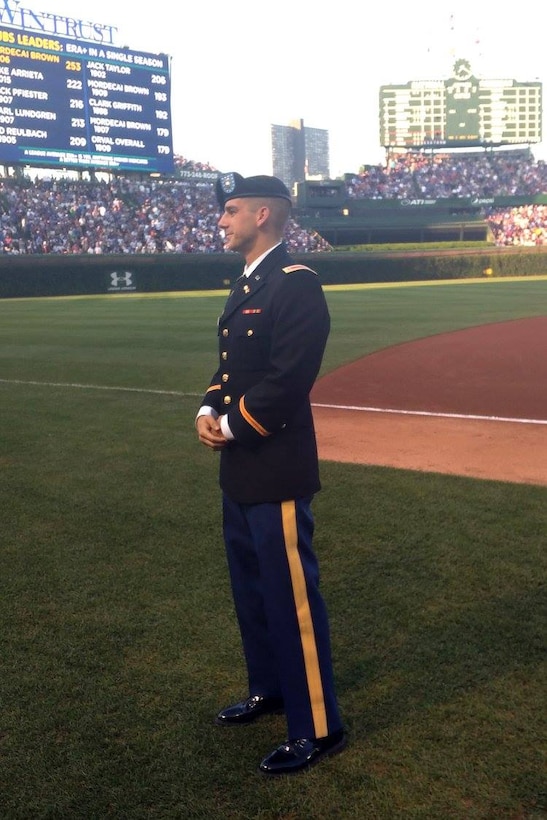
271, 119, 330, 192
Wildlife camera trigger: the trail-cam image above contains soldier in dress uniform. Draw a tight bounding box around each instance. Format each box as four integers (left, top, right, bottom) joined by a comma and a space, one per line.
196, 172, 346, 775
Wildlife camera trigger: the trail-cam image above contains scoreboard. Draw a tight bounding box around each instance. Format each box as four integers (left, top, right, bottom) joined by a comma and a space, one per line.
0, 23, 174, 173
379, 59, 542, 150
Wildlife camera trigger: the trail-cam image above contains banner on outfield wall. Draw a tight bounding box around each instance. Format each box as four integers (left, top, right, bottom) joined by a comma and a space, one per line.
107, 271, 137, 292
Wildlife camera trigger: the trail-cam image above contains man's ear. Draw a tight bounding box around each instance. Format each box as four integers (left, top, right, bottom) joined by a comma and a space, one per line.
255, 205, 270, 227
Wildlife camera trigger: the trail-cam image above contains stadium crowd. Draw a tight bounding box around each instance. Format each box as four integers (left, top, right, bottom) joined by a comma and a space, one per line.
345, 149, 547, 199
484, 204, 547, 246
0, 167, 332, 255
1, 150, 547, 252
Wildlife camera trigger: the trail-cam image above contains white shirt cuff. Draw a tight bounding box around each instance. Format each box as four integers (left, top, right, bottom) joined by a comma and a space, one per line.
220, 414, 234, 440
196, 405, 218, 420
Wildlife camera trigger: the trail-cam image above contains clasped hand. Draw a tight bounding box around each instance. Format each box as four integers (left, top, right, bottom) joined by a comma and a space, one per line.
196, 414, 228, 450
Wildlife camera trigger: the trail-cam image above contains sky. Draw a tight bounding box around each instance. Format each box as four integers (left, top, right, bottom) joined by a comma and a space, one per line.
18, 0, 547, 176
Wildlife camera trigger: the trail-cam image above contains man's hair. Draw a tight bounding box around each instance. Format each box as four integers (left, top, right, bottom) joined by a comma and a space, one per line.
246, 196, 290, 234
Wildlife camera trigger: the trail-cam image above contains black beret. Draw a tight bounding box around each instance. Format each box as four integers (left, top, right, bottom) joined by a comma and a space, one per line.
216, 172, 292, 208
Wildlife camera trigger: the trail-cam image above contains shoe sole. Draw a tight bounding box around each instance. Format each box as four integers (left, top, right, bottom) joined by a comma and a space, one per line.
214, 707, 284, 727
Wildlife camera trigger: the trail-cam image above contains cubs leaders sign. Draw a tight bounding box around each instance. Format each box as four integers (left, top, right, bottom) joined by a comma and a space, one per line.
0, 0, 174, 173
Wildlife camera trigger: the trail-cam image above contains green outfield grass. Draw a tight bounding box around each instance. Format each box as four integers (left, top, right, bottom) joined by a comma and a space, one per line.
1, 278, 546, 819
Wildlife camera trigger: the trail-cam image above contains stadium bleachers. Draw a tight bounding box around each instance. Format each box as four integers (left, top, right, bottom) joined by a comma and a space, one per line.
0, 149, 546, 253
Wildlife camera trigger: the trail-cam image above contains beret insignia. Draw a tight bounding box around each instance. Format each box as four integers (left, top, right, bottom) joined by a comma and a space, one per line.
219, 173, 237, 196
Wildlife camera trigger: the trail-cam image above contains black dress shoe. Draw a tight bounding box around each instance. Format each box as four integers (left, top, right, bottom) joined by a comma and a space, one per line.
215, 694, 284, 726
259, 728, 347, 775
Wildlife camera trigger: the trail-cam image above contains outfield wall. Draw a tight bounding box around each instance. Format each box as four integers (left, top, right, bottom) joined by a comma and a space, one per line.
1, 247, 547, 298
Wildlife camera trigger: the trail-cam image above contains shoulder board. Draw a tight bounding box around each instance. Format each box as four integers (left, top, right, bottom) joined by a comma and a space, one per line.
282, 264, 317, 275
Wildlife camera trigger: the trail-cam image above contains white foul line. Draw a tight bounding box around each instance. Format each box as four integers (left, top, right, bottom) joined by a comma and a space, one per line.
311, 402, 547, 426
0, 377, 200, 398
1, 379, 546, 426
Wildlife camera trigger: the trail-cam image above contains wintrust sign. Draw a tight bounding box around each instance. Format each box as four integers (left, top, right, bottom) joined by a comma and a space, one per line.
0, 0, 117, 45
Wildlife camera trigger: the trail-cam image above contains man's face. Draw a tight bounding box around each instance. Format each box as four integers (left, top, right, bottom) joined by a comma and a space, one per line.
217, 197, 262, 255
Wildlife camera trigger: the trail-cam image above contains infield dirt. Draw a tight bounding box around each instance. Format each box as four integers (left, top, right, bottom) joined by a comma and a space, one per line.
312, 316, 547, 487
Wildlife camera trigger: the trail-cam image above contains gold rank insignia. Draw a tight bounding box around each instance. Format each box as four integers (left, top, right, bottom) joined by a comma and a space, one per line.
282, 264, 317, 275
243, 284, 250, 293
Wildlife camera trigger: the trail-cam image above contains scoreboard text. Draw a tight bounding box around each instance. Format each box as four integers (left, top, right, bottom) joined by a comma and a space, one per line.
0, 26, 174, 172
